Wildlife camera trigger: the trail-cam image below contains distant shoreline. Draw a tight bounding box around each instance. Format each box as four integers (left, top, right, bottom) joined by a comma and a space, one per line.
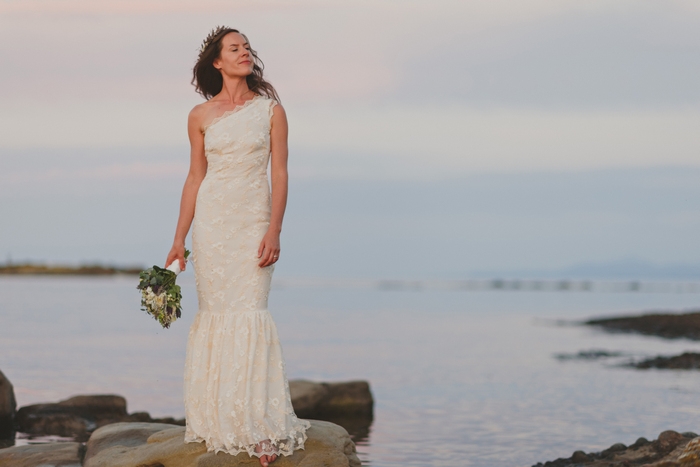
0, 263, 143, 275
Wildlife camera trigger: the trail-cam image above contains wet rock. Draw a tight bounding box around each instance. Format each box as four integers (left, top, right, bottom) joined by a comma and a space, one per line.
11, 381, 370, 442
631, 438, 651, 449
633, 353, 700, 370
290, 380, 330, 417
82, 422, 177, 465
678, 437, 700, 466
532, 431, 698, 466
15, 394, 184, 440
16, 395, 126, 438
555, 350, 626, 360
290, 380, 374, 419
654, 431, 687, 454
0, 370, 16, 440
52, 395, 128, 418
0, 441, 83, 467
571, 450, 592, 463
601, 442, 627, 458
585, 312, 700, 340
83, 420, 360, 467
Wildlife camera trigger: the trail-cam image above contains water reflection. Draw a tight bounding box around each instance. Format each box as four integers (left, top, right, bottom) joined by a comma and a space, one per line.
2, 277, 700, 466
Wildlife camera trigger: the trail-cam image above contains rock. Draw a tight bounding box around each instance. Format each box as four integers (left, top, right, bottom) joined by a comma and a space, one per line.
601, 442, 627, 457
0, 370, 16, 439
290, 380, 330, 417
678, 437, 700, 466
571, 450, 591, 463
0, 442, 83, 467
82, 422, 178, 465
56, 395, 128, 418
10, 382, 367, 442
555, 349, 626, 360
19, 411, 93, 438
634, 353, 700, 370
289, 380, 373, 419
654, 431, 687, 454
16, 395, 127, 438
632, 437, 651, 449
321, 382, 374, 418
83, 420, 360, 467
585, 312, 700, 340
15, 394, 184, 440
533, 430, 698, 467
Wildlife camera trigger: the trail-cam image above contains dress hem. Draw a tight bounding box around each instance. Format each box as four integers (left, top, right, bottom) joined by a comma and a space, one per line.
183, 428, 309, 458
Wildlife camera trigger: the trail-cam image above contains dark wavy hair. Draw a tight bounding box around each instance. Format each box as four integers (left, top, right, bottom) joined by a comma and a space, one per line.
192, 26, 280, 102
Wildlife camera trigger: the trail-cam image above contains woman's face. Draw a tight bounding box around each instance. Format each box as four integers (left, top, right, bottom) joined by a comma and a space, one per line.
213, 32, 254, 78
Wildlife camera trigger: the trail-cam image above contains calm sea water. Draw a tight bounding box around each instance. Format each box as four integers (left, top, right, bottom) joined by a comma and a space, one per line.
1, 275, 700, 466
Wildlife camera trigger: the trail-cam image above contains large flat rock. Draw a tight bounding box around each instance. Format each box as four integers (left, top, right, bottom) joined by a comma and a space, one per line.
289, 380, 373, 419
83, 420, 360, 467
15, 395, 185, 439
0, 442, 82, 467
0, 370, 16, 440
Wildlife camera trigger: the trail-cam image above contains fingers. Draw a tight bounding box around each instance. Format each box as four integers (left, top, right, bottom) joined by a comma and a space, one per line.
165, 254, 186, 271
257, 246, 267, 267
258, 248, 280, 267
257, 240, 264, 258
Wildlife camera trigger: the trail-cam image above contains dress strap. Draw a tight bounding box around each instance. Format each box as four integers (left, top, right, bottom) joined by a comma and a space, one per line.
268, 99, 279, 124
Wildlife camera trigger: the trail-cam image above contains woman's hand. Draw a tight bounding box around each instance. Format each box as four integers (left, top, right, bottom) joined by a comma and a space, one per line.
258, 230, 280, 267
165, 244, 187, 271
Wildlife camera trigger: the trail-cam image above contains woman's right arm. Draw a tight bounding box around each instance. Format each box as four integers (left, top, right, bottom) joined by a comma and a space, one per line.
165, 106, 208, 271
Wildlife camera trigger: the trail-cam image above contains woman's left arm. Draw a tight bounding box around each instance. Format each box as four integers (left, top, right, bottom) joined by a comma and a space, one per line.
258, 103, 289, 267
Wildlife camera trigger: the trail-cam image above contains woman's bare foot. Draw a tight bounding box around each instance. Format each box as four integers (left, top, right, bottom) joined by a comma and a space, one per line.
258, 454, 278, 467
255, 441, 278, 467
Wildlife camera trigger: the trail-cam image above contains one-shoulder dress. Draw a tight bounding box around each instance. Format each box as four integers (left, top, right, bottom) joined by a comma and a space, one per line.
183, 94, 310, 458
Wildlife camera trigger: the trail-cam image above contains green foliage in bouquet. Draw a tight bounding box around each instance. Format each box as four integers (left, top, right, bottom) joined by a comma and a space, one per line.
136, 249, 190, 328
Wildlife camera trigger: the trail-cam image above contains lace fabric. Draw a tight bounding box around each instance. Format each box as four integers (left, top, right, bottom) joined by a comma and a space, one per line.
184, 96, 310, 457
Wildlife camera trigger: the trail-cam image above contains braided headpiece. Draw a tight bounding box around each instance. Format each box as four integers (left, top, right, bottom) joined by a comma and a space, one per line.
199, 25, 234, 57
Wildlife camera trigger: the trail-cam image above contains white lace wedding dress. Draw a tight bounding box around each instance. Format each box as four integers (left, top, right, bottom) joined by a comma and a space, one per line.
183, 94, 310, 458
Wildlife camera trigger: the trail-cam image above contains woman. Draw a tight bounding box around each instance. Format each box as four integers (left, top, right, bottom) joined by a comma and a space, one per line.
165, 26, 310, 467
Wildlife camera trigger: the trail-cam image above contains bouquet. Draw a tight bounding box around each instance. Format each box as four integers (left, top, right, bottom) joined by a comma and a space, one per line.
137, 249, 190, 328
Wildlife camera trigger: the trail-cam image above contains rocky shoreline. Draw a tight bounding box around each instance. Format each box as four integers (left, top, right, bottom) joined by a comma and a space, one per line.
0, 370, 371, 466
532, 430, 700, 467
563, 311, 700, 370
585, 311, 700, 341
0, 262, 143, 275
533, 310, 700, 466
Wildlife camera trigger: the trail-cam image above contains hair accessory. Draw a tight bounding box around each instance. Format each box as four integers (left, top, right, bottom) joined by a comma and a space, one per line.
199, 25, 232, 56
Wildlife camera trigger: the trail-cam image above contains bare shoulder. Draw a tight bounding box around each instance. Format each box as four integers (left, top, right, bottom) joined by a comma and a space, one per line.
188, 102, 210, 127
187, 102, 209, 130
270, 100, 287, 122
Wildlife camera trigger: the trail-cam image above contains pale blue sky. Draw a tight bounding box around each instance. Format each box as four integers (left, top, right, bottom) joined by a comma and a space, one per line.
1, 1, 699, 277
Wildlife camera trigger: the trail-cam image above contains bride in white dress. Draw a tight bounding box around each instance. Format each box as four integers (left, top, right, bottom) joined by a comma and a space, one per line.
165, 26, 310, 467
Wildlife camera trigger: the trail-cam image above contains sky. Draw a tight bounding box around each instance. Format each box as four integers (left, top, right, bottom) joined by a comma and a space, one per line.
1, 0, 700, 278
